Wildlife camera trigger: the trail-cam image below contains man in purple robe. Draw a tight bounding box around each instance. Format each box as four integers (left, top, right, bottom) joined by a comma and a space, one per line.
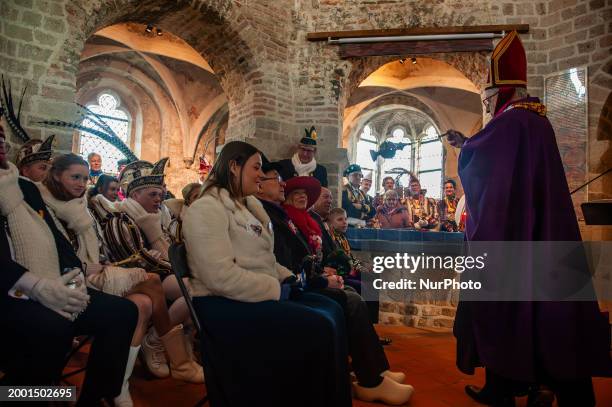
447, 31, 611, 407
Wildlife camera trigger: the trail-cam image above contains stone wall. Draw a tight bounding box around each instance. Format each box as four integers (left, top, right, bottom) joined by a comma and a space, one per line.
1, 0, 610, 197
380, 301, 457, 329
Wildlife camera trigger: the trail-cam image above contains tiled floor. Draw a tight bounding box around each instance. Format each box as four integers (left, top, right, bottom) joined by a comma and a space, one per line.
64, 325, 612, 406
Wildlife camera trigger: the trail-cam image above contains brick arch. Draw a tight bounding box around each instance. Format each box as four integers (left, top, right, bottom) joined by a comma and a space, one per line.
343, 92, 441, 149
17, 0, 264, 147
341, 53, 488, 113
64, 0, 260, 103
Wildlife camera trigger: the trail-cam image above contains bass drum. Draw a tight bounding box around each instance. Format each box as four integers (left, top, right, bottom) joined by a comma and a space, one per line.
103, 212, 172, 276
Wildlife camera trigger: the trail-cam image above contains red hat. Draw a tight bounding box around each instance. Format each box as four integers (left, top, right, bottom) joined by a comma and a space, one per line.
485, 31, 527, 90
284, 176, 321, 208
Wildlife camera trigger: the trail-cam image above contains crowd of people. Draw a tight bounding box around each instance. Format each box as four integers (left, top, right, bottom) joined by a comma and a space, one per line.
1, 30, 610, 407
342, 165, 466, 232
0, 118, 415, 406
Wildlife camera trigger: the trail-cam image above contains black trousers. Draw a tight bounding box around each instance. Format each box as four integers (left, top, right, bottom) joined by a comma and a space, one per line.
193, 294, 351, 407
0, 288, 138, 404
483, 368, 596, 407
314, 286, 390, 387
344, 271, 380, 324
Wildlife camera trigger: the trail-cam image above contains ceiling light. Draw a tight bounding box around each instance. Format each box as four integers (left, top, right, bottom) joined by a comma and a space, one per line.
411, 57, 417, 64
145, 24, 153, 33
156, 28, 163, 36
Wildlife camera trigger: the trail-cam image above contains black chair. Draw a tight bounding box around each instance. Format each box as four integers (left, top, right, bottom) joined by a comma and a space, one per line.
168, 242, 209, 407
59, 335, 92, 384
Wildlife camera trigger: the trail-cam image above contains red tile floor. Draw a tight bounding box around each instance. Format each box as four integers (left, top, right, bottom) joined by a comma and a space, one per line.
64, 325, 612, 406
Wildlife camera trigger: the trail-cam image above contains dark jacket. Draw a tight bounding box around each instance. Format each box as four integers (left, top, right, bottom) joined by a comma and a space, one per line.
259, 199, 327, 290
341, 185, 376, 221
309, 210, 336, 259
277, 159, 328, 187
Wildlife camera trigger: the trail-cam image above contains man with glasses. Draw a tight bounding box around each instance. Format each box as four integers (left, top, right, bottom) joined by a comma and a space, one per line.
278, 126, 328, 187
446, 31, 611, 406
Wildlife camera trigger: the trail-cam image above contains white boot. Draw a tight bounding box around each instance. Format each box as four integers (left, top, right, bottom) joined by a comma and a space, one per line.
381, 370, 406, 383
114, 345, 140, 407
141, 328, 170, 378
353, 376, 414, 405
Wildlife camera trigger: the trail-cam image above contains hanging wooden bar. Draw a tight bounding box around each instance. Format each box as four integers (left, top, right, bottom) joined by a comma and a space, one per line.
339, 38, 494, 58
307, 24, 529, 41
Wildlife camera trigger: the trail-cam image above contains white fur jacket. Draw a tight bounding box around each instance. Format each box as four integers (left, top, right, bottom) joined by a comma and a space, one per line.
182, 186, 293, 302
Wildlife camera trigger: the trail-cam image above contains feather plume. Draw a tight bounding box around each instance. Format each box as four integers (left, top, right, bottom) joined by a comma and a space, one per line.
38, 118, 138, 162
0, 75, 30, 143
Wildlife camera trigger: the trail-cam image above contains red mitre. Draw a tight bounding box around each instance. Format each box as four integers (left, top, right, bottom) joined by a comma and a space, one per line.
485, 30, 527, 90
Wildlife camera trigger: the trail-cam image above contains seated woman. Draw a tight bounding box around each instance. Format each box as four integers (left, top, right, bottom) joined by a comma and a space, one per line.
0, 126, 137, 406
88, 174, 119, 202
281, 176, 414, 405
182, 141, 351, 407
375, 190, 413, 229
38, 154, 203, 407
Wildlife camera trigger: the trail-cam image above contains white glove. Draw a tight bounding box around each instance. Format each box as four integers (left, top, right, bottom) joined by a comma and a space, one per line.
30, 269, 90, 320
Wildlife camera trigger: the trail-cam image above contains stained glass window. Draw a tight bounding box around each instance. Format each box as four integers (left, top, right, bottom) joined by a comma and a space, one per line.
78, 92, 131, 174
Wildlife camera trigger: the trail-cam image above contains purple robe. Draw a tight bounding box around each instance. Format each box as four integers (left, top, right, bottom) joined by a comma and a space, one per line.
454, 97, 611, 381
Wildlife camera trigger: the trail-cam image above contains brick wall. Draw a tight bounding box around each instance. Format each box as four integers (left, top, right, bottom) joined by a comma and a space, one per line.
1, 0, 610, 197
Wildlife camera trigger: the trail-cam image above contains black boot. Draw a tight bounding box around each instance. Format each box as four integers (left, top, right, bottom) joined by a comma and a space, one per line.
465, 385, 516, 407
526, 386, 554, 407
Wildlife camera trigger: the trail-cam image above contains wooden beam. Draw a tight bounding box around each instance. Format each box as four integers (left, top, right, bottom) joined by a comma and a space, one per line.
339, 38, 494, 58
307, 25, 529, 41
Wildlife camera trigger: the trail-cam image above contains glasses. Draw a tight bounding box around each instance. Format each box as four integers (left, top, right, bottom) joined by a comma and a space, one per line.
482, 91, 499, 108
261, 175, 283, 183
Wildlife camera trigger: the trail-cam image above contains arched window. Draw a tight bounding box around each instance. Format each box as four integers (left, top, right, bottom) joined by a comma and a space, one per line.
381, 127, 413, 189
78, 92, 131, 174
352, 111, 444, 199
355, 124, 377, 195
417, 126, 443, 199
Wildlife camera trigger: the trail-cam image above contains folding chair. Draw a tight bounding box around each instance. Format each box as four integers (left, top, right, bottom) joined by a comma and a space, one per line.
60, 335, 92, 384
168, 242, 208, 407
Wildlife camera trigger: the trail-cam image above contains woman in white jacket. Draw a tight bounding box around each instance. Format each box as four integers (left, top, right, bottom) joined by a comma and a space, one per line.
182, 141, 352, 407
39, 154, 203, 407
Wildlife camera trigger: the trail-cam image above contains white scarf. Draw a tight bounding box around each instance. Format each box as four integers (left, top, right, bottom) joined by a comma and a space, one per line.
38, 184, 100, 265
0, 163, 60, 279
291, 152, 317, 177
90, 194, 116, 219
